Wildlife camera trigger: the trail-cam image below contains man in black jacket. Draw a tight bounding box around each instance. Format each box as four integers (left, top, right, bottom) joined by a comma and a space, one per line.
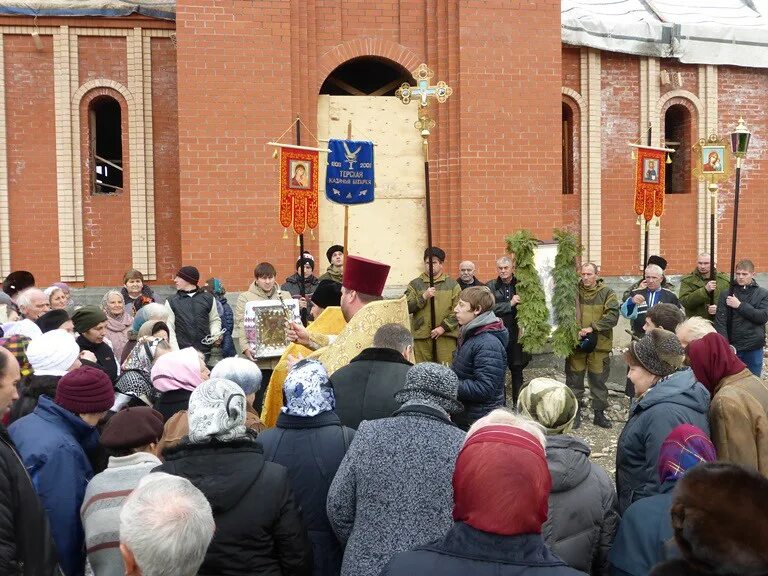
330, 323, 414, 429
456, 261, 483, 290
486, 254, 527, 404
715, 259, 768, 377
165, 266, 221, 364
0, 346, 60, 575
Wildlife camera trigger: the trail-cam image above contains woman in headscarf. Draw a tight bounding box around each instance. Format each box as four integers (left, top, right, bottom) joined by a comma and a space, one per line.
616, 328, 710, 514
157, 356, 265, 456
382, 409, 585, 576
687, 331, 768, 476
120, 303, 171, 363
150, 347, 209, 421
10, 329, 82, 423
153, 378, 312, 576
114, 336, 172, 411
102, 289, 133, 361
610, 424, 716, 576
45, 286, 69, 311
518, 378, 618, 576
259, 360, 355, 576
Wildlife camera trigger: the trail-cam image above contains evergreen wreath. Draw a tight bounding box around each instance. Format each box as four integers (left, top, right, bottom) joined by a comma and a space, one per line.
551, 229, 581, 358
506, 230, 550, 353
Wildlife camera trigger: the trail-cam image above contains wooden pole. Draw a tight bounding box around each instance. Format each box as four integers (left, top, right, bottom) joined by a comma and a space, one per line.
422, 126, 438, 361
296, 116, 308, 326
344, 120, 351, 255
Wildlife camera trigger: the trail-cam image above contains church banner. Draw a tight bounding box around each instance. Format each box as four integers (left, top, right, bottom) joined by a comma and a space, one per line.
326, 139, 374, 205
279, 146, 319, 235
633, 146, 667, 222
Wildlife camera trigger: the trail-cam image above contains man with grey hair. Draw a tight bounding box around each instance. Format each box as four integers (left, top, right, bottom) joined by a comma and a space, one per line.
486, 254, 527, 404
119, 472, 215, 576
330, 323, 414, 428
17, 287, 50, 321
456, 260, 483, 290
621, 263, 680, 340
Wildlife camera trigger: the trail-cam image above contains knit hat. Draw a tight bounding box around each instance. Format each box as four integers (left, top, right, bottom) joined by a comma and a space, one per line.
72, 305, 108, 334
100, 406, 165, 449
2, 271, 34, 298
311, 279, 342, 309
55, 365, 115, 414
282, 359, 335, 417
295, 257, 315, 271
326, 245, 344, 262
26, 329, 80, 376
175, 266, 200, 286
343, 254, 390, 296
629, 328, 685, 377
188, 378, 247, 444
424, 246, 446, 262
395, 362, 463, 414
647, 255, 668, 271
37, 309, 70, 333
517, 378, 578, 435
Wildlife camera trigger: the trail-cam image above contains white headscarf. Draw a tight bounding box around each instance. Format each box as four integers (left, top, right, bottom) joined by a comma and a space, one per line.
188, 378, 247, 444
3, 319, 42, 340
26, 329, 80, 376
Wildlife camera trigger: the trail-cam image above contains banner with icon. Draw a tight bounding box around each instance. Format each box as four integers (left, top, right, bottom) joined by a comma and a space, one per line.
633, 146, 668, 222
279, 146, 319, 235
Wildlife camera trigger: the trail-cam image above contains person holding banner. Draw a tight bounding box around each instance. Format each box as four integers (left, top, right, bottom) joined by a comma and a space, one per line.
405, 247, 461, 364
319, 245, 345, 284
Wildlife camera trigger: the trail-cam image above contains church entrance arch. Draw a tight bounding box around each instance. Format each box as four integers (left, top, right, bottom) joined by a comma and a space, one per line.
318, 57, 427, 287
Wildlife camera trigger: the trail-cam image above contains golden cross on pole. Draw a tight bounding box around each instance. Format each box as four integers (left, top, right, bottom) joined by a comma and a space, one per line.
395, 63, 453, 361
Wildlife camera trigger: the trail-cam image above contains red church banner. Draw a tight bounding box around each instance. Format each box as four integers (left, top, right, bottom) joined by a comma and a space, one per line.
633, 146, 667, 222
279, 146, 319, 235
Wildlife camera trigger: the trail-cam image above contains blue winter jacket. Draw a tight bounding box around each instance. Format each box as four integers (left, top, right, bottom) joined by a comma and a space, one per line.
9, 395, 100, 576
615, 368, 710, 514
381, 521, 587, 576
451, 312, 509, 430
609, 484, 679, 576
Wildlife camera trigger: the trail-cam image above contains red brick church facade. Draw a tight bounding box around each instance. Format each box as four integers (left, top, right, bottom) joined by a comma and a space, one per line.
1, 1, 766, 288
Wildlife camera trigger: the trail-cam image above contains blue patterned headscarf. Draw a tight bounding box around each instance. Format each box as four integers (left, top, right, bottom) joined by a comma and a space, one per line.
282, 359, 335, 417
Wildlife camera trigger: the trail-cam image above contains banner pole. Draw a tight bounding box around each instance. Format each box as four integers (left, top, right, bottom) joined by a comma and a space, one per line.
344, 120, 351, 255
296, 116, 308, 326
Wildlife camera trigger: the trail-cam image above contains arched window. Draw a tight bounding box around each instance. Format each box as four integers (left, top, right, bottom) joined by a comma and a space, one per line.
320, 56, 412, 96
562, 101, 575, 194
664, 104, 692, 194
89, 96, 123, 194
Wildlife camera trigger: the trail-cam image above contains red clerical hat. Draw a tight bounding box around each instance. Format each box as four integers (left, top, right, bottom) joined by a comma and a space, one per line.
343, 255, 390, 296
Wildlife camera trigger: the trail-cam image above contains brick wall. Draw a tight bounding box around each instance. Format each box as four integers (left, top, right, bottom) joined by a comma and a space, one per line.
151, 37, 181, 283
5, 34, 60, 284
175, 0, 564, 287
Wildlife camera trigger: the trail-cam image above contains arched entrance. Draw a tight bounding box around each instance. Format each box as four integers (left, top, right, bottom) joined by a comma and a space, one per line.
317, 56, 427, 286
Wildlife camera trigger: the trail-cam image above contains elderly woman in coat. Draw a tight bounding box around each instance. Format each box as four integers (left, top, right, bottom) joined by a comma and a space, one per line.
687, 331, 768, 477
113, 336, 171, 411
154, 378, 312, 576
259, 359, 354, 576
518, 378, 618, 575
150, 347, 208, 422
616, 328, 710, 513
610, 424, 716, 576
382, 409, 586, 576
327, 362, 466, 576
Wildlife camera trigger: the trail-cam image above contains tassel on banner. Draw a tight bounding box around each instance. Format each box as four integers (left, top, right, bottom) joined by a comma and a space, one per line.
283, 228, 288, 239
666, 153, 672, 164
296, 235, 301, 247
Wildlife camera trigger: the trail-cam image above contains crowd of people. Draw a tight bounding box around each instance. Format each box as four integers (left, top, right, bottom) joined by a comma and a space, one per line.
0, 245, 766, 576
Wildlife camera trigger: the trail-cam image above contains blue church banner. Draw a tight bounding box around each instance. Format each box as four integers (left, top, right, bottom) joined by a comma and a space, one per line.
325, 139, 374, 205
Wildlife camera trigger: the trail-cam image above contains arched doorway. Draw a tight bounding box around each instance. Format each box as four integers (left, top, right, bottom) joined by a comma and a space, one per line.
317, 57, 426, 286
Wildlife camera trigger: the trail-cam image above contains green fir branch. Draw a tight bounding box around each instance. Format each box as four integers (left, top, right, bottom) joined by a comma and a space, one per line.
550, 229, 581, 358
506, 230, 549, 353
